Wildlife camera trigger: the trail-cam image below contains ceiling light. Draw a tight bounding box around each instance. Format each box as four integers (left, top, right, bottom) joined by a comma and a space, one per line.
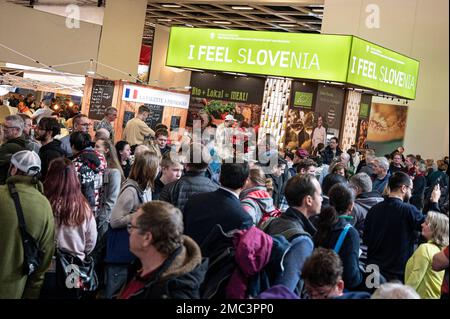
312, 8, 324, 12
157, 19, 172, 22
231, 6, 254, 10
213, 21, 231, 25
279, 24, 296, 27
185, 24, 193, 27
161, 4, 181, 8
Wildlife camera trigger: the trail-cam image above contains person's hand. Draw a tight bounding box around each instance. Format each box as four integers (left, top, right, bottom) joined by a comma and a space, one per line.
431, 184, 441, 203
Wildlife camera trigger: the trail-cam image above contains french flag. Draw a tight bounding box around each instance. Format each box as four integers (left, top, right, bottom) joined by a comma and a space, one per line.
125, 88, 139, 99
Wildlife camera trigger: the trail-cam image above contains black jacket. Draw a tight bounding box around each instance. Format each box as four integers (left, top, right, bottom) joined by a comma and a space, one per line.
363, 197, 439, 282
159, 170, 219, 212
38, 139, 66, 180
184, 188, 253, 248
0, 136, 27, 184
321, 146, 343, 165
314, 219, 363, 290
121, 236, 208, 299
263, 207, 317, 241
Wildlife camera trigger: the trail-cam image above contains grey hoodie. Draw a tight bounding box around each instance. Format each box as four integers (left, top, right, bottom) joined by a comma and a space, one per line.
351, 191, 384, 238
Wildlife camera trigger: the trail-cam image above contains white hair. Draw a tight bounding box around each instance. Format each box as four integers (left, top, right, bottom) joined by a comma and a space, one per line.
374, 157, 390, 172
371, 283, 420, 299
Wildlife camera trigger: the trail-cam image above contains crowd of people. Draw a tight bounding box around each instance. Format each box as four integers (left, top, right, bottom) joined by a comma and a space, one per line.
0, 101, 448, 301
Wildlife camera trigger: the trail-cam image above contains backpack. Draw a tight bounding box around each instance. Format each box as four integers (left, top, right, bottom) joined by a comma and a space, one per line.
200, 225, 291, 299
258, 216, 308, 242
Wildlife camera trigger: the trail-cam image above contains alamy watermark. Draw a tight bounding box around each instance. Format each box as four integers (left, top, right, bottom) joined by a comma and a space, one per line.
65, 4, 80, 29
365, 4, 380, 29
166, 120, 279, 174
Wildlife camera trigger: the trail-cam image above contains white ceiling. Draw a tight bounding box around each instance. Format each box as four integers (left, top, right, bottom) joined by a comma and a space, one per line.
8, 0, 324, 46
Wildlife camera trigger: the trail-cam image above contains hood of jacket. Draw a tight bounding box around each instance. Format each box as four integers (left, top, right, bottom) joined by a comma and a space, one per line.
73, 148, 102, 173
159, 235, 204, 281
240, 186, 278, 214
226, 226, 273, 299
4, 136, 27, 148
355, 192, 384, 210
6, 175, 44, 193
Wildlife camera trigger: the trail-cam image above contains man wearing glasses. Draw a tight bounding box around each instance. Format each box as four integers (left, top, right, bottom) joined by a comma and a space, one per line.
0, 115, 27, 184
364, 171, 442, 283
59, 114, 91, 157
117, 201, 207, 299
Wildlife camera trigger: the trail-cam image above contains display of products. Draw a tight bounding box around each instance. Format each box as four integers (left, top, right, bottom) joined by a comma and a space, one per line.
259, 77, 292, 150
341, 91, 361, 152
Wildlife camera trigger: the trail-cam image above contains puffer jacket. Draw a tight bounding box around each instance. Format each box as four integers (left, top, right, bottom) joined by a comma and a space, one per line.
72, 148, 106, 211
351, 191, 384, 238
159, 170, 219, 211
119, 236, 208, 299
240, 186, 280, 225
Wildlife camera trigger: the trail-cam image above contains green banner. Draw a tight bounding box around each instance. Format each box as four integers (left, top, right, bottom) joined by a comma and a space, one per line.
294, 92, 313, 108
347, 37, 419, 99
167, 27, 419, 99
167, 27, 352, 82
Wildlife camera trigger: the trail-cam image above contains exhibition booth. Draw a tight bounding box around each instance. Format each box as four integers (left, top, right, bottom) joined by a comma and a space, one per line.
81, 77, 190, 140
165, 27, 419, 154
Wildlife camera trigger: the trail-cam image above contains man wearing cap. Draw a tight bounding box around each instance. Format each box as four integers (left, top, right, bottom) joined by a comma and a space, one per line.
0, 115, 28, 184
0, 150, 55, 298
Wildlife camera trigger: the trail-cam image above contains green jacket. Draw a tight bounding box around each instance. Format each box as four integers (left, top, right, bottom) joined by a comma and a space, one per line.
0, 175, 55, 299
0, 136, 27, 184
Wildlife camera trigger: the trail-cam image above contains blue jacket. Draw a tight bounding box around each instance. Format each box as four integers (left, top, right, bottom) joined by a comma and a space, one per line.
364, 197, 439, 281
183, 188, 253, 246
315, 219, 363, 289
372, 172, 391, 195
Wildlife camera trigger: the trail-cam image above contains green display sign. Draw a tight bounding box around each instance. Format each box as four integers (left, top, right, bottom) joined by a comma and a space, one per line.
359, 103, 369, 118
347, 37, 419, 99
166, 27, 420, 99
294, 92, 313, 108
167, 27, 352, 82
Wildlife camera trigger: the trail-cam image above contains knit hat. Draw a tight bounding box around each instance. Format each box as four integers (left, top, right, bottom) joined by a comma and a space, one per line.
10, 150, 41, 175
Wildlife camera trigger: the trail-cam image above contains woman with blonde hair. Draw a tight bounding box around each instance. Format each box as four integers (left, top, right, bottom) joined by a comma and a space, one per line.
405, 211, 449, 298
104, 150, 160, 298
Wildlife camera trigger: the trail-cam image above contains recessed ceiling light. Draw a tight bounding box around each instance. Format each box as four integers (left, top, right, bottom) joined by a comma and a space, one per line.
213, 21, 231, 25
161, 4, 181, 8
157, 18, 172, 22
231, 6, 254, 10
279, 24, 296, 27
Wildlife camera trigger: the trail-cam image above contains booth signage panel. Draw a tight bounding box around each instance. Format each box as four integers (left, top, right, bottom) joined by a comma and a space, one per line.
167, 27, 352, 82
122, 85, 190, 109
347, 37, 419, 99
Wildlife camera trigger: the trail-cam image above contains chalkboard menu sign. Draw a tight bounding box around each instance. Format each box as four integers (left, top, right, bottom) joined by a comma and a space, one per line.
143, 104, 164, 130
170, 116, 181, 131
88, 79, 115, 120
122, 111, 135, 128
